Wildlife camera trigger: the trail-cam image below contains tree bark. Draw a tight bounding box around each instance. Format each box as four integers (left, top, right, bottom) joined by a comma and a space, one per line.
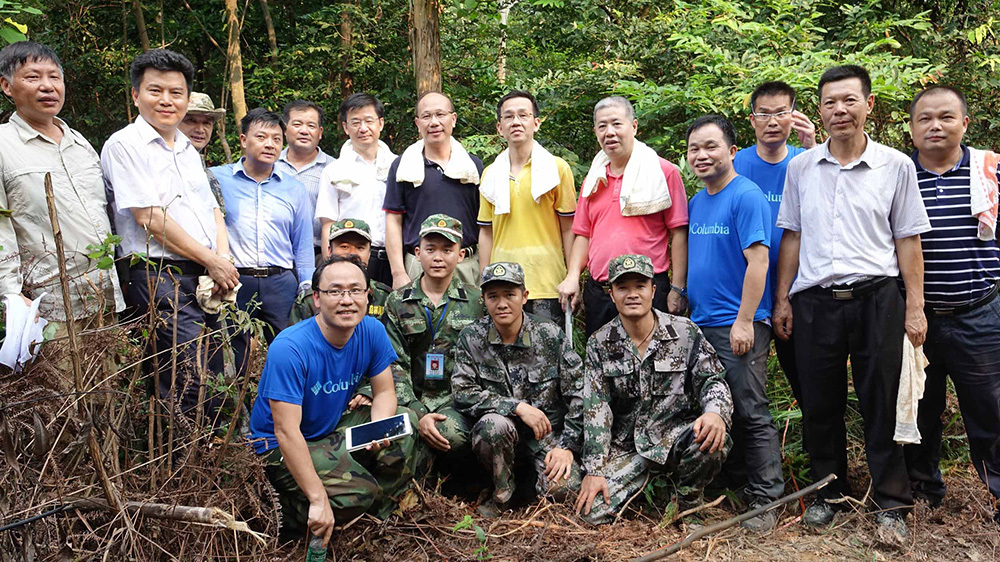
259, 0, 278, 63
497, 0, 514, 83
224, 0, 248, 124
340, 2, 354, 94
131, 0, 150, 51
409, 0, 442, 94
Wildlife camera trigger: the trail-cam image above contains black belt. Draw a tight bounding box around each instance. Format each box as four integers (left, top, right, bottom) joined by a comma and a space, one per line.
926, 283, 999, 316
371, 246, 388, 260
238, 266, 290, 278
808, 276, 893, 300
130, 258, 206, 276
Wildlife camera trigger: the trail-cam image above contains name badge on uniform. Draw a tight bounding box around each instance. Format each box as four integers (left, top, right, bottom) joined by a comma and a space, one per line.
425, 352, 445, 380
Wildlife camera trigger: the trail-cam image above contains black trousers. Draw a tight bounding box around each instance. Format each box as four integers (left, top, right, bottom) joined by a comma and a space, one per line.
792, 281, 912, 511
368, 246, 393, 287
583, 271, 670, 338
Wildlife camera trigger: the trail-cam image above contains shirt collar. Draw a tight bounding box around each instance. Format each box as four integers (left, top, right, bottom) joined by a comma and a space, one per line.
134, 115, 190, 152
233, 157, 282, 182
9, 112, 72, 146
487, 313, 532, 348
815, 133, 887, 170
911, 145, 969, 175
279, 147, 329, 170
606, 310, 678, 354
404, 274, 470, 303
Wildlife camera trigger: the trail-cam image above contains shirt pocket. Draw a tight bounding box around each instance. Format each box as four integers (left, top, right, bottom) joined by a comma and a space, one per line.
4, 166, 60, 224
527, 365, 561, 405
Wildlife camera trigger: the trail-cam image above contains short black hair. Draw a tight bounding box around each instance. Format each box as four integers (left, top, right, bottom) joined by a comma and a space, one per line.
496, 90, 539, 122
750, 81, 797, 113
129, 49, 195, 93
312, 254, 370, 290
240, 108, 285, 135
339, 93, 384, 123
909, 85, 968, 118
282, 99, 325, 127
685, 114, 737, 147
0, 41, 62, 82
818, 65, 871, 98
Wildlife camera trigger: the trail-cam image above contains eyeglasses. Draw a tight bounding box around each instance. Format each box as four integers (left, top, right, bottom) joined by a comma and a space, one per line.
752, 110, 793, 121
315, 287, 368, 299
500, 111, 535, 123
417, 111, 453, 123
347, 117, 379, 129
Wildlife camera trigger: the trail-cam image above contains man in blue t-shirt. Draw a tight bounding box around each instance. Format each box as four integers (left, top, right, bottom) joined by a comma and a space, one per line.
249, 254, 419, 548
733, 81, 816, 406
685, 115, 782, 532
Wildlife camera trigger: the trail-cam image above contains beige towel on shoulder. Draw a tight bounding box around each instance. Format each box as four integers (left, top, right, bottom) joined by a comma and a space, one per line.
394, 137, 480, 187
479, 140, 561, 215
894, 337, 929, 445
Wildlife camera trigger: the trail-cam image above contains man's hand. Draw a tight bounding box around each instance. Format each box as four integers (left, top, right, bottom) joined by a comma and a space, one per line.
667, 290, 687, 315
904, 305, 927, 347
207, 254, 239, 292
417, 413, 451, 451
773, 297, 793, 341
392, 270, 411, 290
364, 438, 391, 453
575, 475, 610, 516
557, 274, 581, 312
729, 318, 754, 356
692, 412, 726, 454
791, 110, 817, 149
307, 499, 335, 548
515, 402, 552, 440
348, 394, 372, 410
543, 447, 574, 483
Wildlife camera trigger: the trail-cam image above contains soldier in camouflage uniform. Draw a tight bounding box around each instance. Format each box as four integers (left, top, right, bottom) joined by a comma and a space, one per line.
453, 262, 584, 516
290, 218, 392, 324
385, 214, 485, 468
575, 254, 734, 525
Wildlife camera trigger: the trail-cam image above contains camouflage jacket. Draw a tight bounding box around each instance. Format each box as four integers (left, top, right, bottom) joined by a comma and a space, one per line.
385, 274, 484, 418
289, 279, 392, 326
452, 313, 584, 453
582, 310, 733, 477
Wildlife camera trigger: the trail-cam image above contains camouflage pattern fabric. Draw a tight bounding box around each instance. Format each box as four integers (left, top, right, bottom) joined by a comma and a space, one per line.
581, 424, 730, 525
384, 274, 484, 419
582, 309, 733, 476
288, 279, 392, 325
471, 413, 583, 504
262, 406, 419, 533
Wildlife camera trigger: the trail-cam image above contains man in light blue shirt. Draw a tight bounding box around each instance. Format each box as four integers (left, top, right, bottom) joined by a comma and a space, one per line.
212, 108, 314, 375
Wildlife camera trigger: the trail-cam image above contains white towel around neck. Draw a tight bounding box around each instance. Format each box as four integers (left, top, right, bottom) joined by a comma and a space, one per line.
395, 137, 480, 187
480, 141, 561, 215
580, 140, 671, 216
325, 139, 395, 194
968, 147, 1000, 241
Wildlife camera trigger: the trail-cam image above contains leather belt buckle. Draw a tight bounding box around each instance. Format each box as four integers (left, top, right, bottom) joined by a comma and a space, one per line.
931, 307, 955, 316
832, 288, 854, 300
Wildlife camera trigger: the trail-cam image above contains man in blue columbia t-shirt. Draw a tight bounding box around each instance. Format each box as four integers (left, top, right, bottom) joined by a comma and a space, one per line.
685, 115, 782, 532
249, 254, 419, 547
733, 81, 816, 406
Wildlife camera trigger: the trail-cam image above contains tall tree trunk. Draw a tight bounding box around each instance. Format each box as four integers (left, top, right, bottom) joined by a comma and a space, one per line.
409, 0, 441, 94
259, 0, 278, 63
122, 0, 134, 120
340, 2, 354, 94
224, 0, 248, 124
132, 0, 150, 51
497, 1, 514, 83
158, 0, 165, 46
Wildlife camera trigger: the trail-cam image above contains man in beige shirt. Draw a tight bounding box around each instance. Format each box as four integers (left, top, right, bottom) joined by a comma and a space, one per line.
0, 41, 124, 324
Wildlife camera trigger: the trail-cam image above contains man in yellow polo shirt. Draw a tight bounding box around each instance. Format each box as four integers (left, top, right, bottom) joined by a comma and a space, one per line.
477, 90, 577, 324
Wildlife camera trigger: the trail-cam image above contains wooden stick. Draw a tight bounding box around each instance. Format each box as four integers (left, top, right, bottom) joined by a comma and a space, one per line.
631, 473, 837, 562
668, 494, 725, 524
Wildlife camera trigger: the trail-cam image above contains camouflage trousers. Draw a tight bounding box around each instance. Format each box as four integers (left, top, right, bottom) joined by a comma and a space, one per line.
263, 406, 419, 534
583, 424, 730, 525
415, 405, 474, 475
472, 413, 583, 504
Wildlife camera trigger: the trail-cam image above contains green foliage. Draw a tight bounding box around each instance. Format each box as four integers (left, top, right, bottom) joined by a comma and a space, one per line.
453, 514, 490, 559
0, 1, 41, 44
85, 233, 122, 271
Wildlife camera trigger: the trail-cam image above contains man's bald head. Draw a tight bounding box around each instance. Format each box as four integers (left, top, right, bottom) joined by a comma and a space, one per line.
416, 91, 454, 114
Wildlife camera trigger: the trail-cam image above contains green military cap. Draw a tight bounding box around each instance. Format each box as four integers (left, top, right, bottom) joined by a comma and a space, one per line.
608, 254, 654, 284
480, 262, 525, 288
328, 218, 372, 243
418, 213, 463, 244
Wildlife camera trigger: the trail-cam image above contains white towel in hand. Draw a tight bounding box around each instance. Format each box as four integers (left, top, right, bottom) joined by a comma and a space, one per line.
394, 137, 480, 187
580, 140, 671, 216
894, 337, 929, 445
326, 139, 396, 194
479, 141, 561, 215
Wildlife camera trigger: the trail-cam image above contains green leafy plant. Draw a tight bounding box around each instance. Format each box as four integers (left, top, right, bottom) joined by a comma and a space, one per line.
85, 233, 122, 271
453, 514, 491, 560
0, 1, 41, 44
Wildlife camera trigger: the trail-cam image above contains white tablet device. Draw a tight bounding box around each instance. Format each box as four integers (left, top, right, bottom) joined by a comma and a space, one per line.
345, 413, 413, 452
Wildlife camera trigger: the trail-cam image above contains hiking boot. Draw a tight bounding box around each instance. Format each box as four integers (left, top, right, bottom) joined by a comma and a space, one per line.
740, 499, 777, 532
874, 510, 908, 543
476, 500, 508, 519
802, 499, 836, 527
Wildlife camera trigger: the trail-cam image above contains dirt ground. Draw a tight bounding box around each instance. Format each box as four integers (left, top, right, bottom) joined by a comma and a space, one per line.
287, 465, 999, 562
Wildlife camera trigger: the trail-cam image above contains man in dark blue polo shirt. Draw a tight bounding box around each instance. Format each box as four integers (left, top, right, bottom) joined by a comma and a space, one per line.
903, 85, 1000, 525
383, 92, 484, 290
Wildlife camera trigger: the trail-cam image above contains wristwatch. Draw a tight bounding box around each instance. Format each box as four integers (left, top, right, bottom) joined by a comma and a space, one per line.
670, 284, 687, 298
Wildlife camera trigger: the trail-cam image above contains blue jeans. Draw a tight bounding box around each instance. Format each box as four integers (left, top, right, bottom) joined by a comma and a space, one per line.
233, 270, 298, 375
904, 297, 1000, 503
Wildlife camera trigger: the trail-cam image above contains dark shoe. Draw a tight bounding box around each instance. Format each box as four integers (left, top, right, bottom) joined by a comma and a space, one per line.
802, 499, 836, 527
476, 500, 507, 519
912, 490, 943, 509
740, 499, 777, 532
874, 510, 908, 543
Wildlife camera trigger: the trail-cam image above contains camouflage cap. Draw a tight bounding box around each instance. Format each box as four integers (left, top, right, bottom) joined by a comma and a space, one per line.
187, 92, 226, 119
608, 254, 654, 284
328, 218, 372, 243
480, 262, 525, 288
418, 213, 463, 244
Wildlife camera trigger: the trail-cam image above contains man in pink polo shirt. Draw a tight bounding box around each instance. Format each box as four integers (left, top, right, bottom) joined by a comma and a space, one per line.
557, 96, 689, 336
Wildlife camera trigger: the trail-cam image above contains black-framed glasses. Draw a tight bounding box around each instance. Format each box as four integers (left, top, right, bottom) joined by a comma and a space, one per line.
315, 287, 367, 299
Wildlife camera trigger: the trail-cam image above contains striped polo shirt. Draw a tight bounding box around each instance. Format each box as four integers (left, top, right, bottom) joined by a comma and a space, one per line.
914, 146, 1000, 307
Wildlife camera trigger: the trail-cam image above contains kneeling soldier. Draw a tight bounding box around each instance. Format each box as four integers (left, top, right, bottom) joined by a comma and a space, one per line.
453, 262, 584, 516
576, 254, 734, 524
